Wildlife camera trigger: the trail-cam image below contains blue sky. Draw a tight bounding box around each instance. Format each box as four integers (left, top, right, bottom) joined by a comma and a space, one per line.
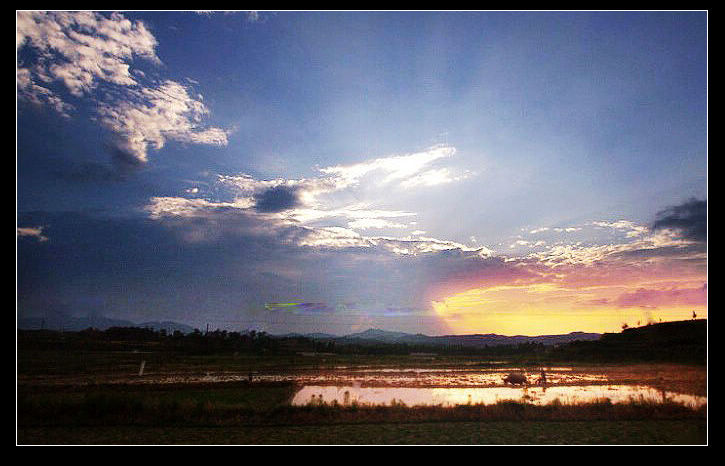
17, 11, 707, 335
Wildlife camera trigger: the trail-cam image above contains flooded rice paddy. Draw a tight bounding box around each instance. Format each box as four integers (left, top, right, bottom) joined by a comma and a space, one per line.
175, 365, 705, 409
275, 366, 706, 408
291, 384, 707, 408
19, 362, 706, 409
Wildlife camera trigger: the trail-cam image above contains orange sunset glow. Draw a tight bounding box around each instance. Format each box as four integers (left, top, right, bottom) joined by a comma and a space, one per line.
424, 223, 707, 336
432, 281, 707, 335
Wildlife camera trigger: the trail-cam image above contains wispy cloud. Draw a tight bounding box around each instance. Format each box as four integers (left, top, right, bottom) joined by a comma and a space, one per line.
318, 144, 459, 189
523, 228, 694, 267
217, 145, 469, 222
591, 220, 649, 238
97, 80, 229, 163
348, 218, 408, 230
144, 145, 482, 255
17, 226, 48, 242
145, 194, 485, 256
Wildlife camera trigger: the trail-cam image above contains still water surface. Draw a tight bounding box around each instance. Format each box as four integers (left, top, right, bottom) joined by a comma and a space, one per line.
291, 384, 707, 408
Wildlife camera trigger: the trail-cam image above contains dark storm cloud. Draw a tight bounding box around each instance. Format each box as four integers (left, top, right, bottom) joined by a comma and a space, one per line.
108, 142, 148, 171
16, 210, 312, 326
254, 185, 301, 213
17, 209, 529, 333
52, 160, 130, 183
652, 198, 707, 242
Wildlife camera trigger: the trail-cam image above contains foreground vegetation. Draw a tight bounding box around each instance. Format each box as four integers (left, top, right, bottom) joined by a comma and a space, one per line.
19, 419, 706, 445
16, 322, 707, 444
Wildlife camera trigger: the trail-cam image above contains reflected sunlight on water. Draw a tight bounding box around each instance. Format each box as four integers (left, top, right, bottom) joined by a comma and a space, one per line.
291, 384, 707, 408
40, 366, 608, 387
249, 366, 604, 387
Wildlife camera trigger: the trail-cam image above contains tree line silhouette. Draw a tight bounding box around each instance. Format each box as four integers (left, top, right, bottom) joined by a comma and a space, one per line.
18, 326, 549, 357
18, 319, 705, 362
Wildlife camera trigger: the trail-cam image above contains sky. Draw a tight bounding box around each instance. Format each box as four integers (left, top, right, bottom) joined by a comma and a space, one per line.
17, 11, 707, 336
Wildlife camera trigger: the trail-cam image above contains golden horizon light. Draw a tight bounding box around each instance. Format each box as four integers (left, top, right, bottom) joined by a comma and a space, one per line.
432, 281, 707, 335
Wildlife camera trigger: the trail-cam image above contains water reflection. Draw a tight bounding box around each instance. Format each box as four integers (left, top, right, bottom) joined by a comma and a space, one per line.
266, 369, 604, 387
123, 367, 606, 387
291, 385, 706, 408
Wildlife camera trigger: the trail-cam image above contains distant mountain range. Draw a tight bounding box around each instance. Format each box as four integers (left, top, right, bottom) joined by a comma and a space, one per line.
18, 315, 600, 347
281, 327, 602, 347
17, 315, 196, 334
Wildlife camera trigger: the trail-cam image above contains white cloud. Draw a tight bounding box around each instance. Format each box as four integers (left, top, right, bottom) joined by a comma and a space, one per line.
283, 204, 416, 225
144, 196, 254, 219
143, 193, 488, 257
319, 145, 458, 189
591, 220, 649, 237
17, 11, 158, 96
400, 167, 474, 189
510, 239, 531, 248
17, 67, 73, 117
143, 145, 487, 255
524, 228, 693, 267
348, 218, 408, 230
295, 228, 488, 256
297, 226, 372, 248
17, 11, 228, 164
97, 80, 230, 162
371, 235, 491, 256
220, 145, 466, 199
217, 145, 471, 226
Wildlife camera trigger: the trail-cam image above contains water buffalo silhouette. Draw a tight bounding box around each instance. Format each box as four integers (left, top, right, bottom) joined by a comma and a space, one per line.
503, 372, 528, 385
